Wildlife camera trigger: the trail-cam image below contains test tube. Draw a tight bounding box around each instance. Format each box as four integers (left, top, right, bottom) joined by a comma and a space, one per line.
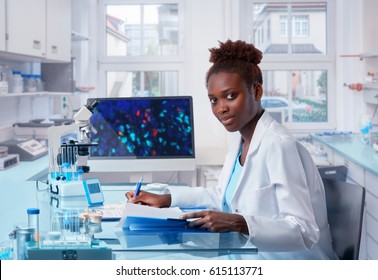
49, 147, 59, 179
72, 146, 78, 180
67, 146, 73, 181
77, 168, 84, 181
61, 162, 71, 181
27, 208, 40, 242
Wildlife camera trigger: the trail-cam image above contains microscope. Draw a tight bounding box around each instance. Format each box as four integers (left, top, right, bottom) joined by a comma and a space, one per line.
47, 99, 99, 197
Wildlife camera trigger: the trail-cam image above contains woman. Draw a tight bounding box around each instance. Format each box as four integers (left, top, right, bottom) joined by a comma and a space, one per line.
126, 40, 335, 259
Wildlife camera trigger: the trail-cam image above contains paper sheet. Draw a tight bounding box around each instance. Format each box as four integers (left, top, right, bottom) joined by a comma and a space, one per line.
98, 203, 126, 221
116, 203, 184, 227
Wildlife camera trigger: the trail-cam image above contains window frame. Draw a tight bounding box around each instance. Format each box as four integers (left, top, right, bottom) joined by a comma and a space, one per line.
240, 0, 336, 131
97, 0, 185, 98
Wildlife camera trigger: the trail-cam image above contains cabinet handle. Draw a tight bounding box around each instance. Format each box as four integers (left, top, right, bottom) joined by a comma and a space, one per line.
51, 45, 58, 54
33, 40, 41, 50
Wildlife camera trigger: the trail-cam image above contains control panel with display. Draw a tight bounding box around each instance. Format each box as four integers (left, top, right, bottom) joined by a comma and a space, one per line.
83, 179, 104, 206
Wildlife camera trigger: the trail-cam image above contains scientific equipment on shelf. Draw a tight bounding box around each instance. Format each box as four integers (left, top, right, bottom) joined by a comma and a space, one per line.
13, 118, 73, 141
0, 146, 19, 170
0, 138, 48, 161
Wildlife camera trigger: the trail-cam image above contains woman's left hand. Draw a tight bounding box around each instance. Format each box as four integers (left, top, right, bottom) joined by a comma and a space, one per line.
181, 210, 248, 234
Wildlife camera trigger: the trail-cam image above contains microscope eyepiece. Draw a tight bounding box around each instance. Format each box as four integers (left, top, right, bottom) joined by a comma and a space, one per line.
86, 99, 99, 112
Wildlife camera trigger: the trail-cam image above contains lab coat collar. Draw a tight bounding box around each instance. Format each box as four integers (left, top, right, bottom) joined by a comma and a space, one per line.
228, 110, 273, 161
246, 110, 273, 158
224, 111, 273, 209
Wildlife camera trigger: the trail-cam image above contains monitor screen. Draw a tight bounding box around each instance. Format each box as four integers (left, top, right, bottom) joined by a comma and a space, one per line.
87, 96, 196, 172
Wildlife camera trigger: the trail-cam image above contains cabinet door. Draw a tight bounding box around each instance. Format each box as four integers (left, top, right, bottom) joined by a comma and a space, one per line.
46, 0, 71, 62
6, 0, 46, 57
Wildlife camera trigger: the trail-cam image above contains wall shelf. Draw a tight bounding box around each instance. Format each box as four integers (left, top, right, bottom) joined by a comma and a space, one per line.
360, 51, 378, 60
363, 83, 378, 105
71, 31, 89, 42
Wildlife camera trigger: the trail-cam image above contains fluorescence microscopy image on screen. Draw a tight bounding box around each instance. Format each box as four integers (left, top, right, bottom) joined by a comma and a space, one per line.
89, 97, 194, 159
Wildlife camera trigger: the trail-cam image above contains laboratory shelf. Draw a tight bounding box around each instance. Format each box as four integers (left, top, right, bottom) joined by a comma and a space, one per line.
71, 31, 90, 42
360, 51, 378, 59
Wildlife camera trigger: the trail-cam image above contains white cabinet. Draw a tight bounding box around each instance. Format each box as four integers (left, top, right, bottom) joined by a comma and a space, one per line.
0, 0, 5, 52
3, 0, 71, 62
6, 0, 46, 57
46, 0, 71, 62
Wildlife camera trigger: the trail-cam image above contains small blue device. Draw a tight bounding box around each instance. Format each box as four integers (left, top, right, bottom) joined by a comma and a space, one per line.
83, 179, 104, 206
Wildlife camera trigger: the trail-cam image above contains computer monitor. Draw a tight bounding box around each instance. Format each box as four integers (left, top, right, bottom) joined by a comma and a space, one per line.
87, 96, 196, 172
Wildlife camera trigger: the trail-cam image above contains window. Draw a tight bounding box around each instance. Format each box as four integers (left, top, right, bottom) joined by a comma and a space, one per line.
106, 4, 179, 57
98, 0, 183, 98
293, 15, 309, 37
241, 0, 334, 130
106, 70, 178, 97
280, 15, 309, 37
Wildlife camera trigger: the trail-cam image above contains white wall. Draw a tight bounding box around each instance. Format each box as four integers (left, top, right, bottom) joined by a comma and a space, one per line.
180, 0, 246, 162
183, 0, 231, 155
335, 0, 364, 132
336, 0, 378, 133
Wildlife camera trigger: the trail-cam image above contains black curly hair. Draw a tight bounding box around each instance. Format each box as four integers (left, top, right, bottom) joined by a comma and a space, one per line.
205, 40, 263, 91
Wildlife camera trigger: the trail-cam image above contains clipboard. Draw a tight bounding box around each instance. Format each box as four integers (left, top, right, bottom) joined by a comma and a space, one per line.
124, 216, 189, 231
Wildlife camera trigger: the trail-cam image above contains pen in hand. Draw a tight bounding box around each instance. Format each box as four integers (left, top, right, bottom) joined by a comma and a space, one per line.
134, 176, 143, 197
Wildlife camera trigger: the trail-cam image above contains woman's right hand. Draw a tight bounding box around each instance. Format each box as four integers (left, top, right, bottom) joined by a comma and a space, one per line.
125, 190, 171, 208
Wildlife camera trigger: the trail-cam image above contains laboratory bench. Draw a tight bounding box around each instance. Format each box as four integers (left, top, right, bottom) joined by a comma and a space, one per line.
0, 156, 331, 260
311, 133, 378, 260
0, 158, 259, 260
2, 138, 377, 260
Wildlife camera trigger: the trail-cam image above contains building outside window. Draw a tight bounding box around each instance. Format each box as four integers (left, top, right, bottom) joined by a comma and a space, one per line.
241, 0, 334, 129
98, 0, 183, 98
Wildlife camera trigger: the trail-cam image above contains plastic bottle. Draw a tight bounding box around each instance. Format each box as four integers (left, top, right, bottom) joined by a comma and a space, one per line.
35, 74, 44, 91
359, 115, 372, 145
10, 71, 23, 93
27, 208, 40, 242
21, 74, 29, 92
0, 65, 9, 94
25, 74, 37, 92
4, 66, 12, 92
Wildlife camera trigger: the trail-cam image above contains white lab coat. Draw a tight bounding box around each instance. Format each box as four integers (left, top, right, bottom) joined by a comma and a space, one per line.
168, 111, 335, 259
